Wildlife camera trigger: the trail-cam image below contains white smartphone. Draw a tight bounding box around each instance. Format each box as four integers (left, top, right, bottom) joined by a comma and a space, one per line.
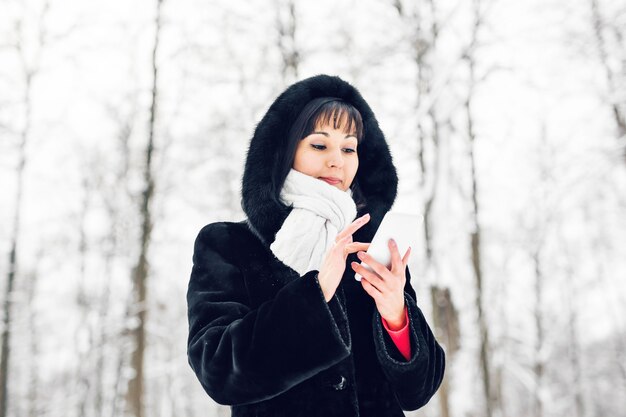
354, 211, 422, 281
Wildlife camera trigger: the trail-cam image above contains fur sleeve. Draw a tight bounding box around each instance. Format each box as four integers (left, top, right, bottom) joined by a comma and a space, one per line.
371, 267, 446, 411
186, 223, 351, 406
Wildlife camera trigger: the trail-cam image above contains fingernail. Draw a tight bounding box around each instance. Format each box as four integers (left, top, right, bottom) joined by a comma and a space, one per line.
389, 238, 396, 246
357, 251, 364, 258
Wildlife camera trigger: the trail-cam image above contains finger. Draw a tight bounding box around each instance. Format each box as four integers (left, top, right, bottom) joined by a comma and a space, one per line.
401, 246, 412, 269
334, 235, 352, 251
356, 251, 392, 281
344, 242, 369, 258
351, 261, 386, 291
361, 277, 382, 299
338, 213, 370, 241
343, 241, 365, 257
388, 239, 403, 273
335, 213, 370, 242
344, 242, 370, 254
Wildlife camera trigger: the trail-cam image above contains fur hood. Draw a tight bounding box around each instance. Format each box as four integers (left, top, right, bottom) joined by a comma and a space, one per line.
241, 74, 398, 245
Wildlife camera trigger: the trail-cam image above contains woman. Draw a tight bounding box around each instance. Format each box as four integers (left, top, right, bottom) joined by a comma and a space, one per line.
187, 74, 445, 417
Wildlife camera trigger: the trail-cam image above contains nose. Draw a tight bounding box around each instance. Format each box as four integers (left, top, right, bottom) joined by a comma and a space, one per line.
327, 149, 344, 168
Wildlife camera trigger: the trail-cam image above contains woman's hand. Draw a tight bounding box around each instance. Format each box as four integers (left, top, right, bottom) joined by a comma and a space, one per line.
351, 239, 412, 329
317, 213, 371, 302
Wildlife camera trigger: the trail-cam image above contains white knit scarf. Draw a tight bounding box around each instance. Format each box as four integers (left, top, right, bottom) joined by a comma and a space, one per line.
270, 169, 357, 276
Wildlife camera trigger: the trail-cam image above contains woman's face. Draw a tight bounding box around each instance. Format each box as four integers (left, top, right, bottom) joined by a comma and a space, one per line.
292, 119, 359, 191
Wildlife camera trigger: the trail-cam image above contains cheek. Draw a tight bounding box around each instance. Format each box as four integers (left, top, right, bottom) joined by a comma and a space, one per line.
349, 157, 359, 178
292, 148, 318, 174
343, 158, 359, 189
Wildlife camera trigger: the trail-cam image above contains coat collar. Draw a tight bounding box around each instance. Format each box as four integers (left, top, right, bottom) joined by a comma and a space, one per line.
241, 74, 398, 246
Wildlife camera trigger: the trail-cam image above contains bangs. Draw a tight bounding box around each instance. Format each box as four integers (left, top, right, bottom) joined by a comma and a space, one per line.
307, 100, 364, 141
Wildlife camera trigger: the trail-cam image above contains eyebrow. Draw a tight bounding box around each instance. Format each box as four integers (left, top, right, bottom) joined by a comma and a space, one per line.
311, 131, 358, 139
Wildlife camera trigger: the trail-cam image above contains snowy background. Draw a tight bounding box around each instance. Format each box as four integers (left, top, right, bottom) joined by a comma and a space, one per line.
0, 0, 625, 416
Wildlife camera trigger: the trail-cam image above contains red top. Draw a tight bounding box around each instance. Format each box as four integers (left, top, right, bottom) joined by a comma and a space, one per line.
381, 306, 411, 361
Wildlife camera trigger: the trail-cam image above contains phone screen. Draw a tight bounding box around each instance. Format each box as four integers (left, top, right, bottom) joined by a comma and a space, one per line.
355, 212, 421, 281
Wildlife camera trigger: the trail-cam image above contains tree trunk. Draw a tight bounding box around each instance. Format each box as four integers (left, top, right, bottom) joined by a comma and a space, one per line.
276, 0, 299, 86
562, 251, 585, 417
25, 265, 40, 417
590, 0, 626, 162
126, 1, 163, 416
532, 249, 544, 417
2, 4, 50, 413
430, 287, 460, 417
466, 37, 493, 417
464, 1, 499, 415
0, 67, 33, 417
76, 176, 91, 417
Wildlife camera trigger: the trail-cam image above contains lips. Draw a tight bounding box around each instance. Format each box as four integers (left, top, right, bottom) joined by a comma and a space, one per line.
319, 177, 342, 185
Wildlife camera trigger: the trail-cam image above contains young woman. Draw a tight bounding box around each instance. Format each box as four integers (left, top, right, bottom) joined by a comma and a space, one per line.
187, 75, 445, 417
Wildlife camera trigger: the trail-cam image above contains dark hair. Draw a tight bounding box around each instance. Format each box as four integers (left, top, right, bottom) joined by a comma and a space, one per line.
272, 97, 367, 210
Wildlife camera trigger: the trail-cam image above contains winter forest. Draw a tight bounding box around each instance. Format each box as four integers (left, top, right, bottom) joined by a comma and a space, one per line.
1, 0, 625, 416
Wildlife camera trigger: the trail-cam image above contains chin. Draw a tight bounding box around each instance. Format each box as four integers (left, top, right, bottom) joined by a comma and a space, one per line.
319, 179, 344, 191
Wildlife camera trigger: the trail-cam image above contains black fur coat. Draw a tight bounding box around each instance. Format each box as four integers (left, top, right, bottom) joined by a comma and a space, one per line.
187, 75, 445, 417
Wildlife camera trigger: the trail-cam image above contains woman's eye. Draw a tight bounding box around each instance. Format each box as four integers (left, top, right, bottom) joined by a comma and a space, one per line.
311, 144, 356, 153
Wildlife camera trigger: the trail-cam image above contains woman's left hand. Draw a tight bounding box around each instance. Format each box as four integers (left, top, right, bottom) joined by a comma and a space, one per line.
351, 239, 411, 330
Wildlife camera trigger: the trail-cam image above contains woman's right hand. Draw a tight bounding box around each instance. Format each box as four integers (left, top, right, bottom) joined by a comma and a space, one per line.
317, 213, 371, 302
